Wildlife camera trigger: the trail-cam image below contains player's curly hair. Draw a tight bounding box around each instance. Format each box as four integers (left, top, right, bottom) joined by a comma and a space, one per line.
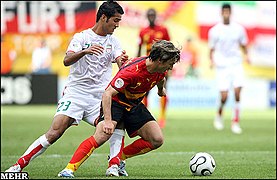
96, 1, 124, 22
149, 40, 181, 63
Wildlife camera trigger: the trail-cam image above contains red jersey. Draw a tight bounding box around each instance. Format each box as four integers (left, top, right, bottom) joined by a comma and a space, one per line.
110, 57, 166, 110
139, 25, 170, 55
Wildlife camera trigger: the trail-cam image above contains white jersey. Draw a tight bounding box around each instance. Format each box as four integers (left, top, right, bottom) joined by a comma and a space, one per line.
208, 22, 248, 67
65, 28, 122, 95
54, 28, 122, 125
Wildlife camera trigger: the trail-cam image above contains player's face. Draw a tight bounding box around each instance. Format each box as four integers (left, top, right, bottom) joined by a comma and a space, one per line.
104, 13, 122, 34
222, 8, 231, 22
147, 10, 156, 26
157, 59, 176, 73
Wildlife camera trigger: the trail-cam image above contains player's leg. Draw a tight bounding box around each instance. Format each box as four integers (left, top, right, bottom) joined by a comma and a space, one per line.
5, 115, 75, 172
58, 100, 124, 177
214, 90, 228, 130
102, 102, 129, 177
122, 121, 163, 160
218, 91, 228, 118
214, 67, 230, 130
231, 86, 242, 134
58, 120, 115, 177
82, 99, 127, 176
231, 65, 244, 134
121, 104, 163, 160
6, 88, 87, 173
106, 120, 127, 176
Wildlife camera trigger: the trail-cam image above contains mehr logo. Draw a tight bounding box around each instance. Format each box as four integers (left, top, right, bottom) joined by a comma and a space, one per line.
115, 78, 124, 88
1, 172, 29, 179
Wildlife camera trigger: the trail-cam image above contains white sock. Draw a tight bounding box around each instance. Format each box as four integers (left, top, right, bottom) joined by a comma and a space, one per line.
109, 129, 125, 161
21, 134, 51, 161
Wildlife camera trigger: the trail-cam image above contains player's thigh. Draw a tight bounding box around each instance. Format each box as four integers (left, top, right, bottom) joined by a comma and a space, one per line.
137, 121, 163, 142
215, 67, 231, 91
50, 114, 75, 131
83, 100, 102, 126
54, 92, 89, 125
232, 65, 245, 88
124, 103, 156, 138
46, 114, 75, 143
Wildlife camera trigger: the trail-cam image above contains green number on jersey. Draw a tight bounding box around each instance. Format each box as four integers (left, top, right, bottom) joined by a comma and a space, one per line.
57, 101, 71, 112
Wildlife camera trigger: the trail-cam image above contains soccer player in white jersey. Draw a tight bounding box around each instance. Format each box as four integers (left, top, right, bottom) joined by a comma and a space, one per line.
5, 1, 128, 177
208, 3, 250, 134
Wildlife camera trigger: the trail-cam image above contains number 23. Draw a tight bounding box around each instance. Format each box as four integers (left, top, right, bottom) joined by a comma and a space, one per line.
57, 101, 71, 112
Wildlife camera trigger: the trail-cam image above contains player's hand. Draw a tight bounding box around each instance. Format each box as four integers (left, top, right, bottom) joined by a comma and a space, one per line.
157, 87, 166, 97
120, 50, 129, 63
85, 44, 104, 56
116, 50, 129, 67
103, 120, 114, 135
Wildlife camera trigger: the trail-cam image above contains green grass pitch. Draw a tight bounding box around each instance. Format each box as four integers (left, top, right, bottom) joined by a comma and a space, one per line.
1, 105, 276, 179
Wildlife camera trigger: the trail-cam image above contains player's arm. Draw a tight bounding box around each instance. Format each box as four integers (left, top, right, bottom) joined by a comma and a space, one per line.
137, 45, 142, 57
240, 44, 250, 64
209, 48, 215, 69
239, 26, 250, 64
208, 28, 216, 69
156, 77, 166, 97
63, 44, 104, 66
102, 85, 119, 134
137, 31, 143, 57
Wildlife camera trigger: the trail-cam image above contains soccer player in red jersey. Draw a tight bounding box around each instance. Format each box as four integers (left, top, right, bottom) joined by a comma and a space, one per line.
137, 8, 171, 128
59, 40, 180, 177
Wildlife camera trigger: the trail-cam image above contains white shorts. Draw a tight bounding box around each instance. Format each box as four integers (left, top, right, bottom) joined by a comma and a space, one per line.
215, 64, 245, 91
54, 86, 102, 126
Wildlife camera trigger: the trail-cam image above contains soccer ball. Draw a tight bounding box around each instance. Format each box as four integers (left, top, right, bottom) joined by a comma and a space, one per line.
189, 152, 216, 176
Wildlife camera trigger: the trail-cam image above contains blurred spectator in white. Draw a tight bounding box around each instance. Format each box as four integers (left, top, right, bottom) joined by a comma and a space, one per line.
31, 39, 52, 74
1, 35, 17, 74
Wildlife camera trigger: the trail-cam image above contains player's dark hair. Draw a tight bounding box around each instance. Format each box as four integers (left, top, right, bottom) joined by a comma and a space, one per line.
96, 1, 124, 22
149, 40, 180, 63
222, 3, 231, 11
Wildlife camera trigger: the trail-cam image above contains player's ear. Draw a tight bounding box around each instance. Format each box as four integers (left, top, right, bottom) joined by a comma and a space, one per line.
100, 14, 107, 22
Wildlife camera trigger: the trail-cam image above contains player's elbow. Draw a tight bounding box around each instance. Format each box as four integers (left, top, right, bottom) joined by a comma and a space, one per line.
63, 58, 71, 66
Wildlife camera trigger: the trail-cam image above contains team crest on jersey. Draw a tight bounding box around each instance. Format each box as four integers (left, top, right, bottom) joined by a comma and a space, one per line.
115, 78, 124, 88
106, 44, 112, 54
